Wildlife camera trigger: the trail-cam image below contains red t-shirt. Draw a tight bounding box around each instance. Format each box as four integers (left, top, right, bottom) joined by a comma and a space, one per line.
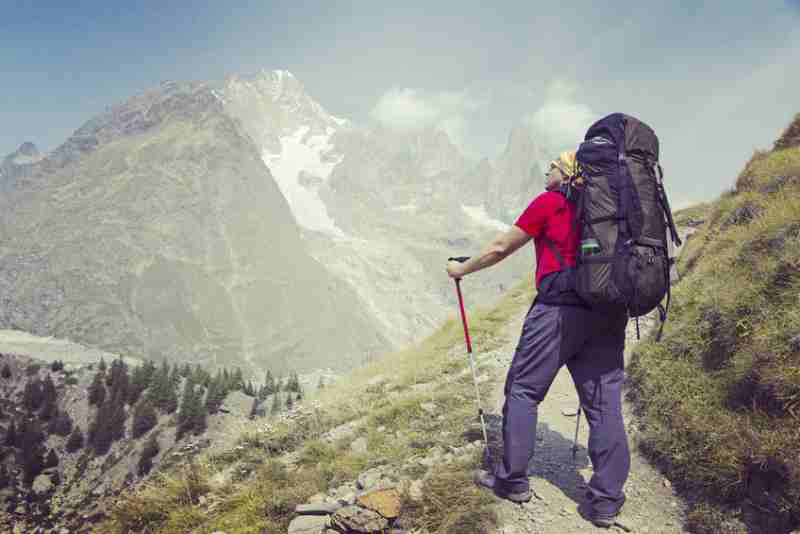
514, 191, 579, 288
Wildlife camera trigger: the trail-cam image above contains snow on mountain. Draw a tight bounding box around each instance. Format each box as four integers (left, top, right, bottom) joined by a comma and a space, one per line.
262, 126, 347, 238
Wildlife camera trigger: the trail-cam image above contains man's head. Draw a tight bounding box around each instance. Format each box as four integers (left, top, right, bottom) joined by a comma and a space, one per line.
544, 151, 579, 192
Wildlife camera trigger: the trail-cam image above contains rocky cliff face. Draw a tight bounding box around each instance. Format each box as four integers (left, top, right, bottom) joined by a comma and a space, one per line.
487, 124, 547, 223
0, 80, 386, 374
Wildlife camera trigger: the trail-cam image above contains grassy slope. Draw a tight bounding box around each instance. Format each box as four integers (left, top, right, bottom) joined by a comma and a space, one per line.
93, 280, 535, 534
628, 114, 800, 533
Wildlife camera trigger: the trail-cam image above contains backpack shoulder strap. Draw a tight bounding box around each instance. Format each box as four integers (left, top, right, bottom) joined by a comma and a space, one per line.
541, 237, 567, 270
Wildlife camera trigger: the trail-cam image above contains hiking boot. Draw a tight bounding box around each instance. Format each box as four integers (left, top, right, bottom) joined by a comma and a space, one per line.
578, 499, 624, 529
473, 470, 532, 504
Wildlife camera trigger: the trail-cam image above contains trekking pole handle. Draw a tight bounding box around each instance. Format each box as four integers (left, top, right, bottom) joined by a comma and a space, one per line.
448, 256, 471, 263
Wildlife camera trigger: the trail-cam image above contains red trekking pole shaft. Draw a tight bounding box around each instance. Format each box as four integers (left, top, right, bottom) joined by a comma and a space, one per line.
455, 278, 473, 354
448, 256, 488, 448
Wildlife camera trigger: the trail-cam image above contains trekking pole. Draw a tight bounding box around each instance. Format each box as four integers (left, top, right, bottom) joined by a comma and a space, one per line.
572, 406, 582, 459
448, 257, 489, 452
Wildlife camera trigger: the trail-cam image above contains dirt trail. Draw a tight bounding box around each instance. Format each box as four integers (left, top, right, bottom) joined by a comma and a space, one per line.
480, 309, 689, 534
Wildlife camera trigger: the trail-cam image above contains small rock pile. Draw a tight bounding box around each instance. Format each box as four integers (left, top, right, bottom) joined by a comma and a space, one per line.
287, 468, 407, 534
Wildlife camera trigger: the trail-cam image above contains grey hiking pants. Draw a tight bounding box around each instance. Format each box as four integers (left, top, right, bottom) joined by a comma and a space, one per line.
493, 302, 629, 516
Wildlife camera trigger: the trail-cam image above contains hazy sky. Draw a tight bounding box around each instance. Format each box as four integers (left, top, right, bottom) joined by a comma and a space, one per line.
2, 1, 799, 207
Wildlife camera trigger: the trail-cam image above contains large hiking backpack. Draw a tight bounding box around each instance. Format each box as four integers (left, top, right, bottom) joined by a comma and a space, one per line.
573, 113, 682, 330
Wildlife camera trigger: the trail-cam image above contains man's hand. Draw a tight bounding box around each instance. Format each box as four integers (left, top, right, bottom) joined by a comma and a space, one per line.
446, 227, 531, 279
447, 260, 466, 279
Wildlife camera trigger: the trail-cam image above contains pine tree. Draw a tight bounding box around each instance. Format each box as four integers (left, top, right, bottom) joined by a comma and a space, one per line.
22, 379, 44, 412
4, 419, 17, 448
147, 360, 178, 414
285, 393, 294, 410
107, 358, 130, 400
0, 464, 9, 489
233, 367, 244, 390
128, 359, 156, 405
138, 435, 159, 476
44, 449, 59, 469
192, 365, 210, 388
48, 411, 73, 437
271, 393, 281, 415
222, 368, 230, 389
50, 360, 64, 372
88, 370, 106, 406
205, 375, 226, 415
170, 364, 181, 389
177, 379, 206, 440
249, 397, 259, 419
180, 363, 192, 378
264, 370, 275, 396
88, 401, 113, 456
66, 427, 84, 453
1, 363, 12, 379
20, 419, 45, 484
132, 400, 158, 439
98, 357, 107, 373
39, 375, 58, 420
317, 376, 325, 390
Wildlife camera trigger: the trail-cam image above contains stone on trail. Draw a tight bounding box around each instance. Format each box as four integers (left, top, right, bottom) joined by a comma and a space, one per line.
356, 467, 393, 491
790, 334, 800, 353
295, 502, 342, 515
356, 488, 401, 519
287, 514, 329, 534
350, 436, 368, 454
331, 505, 389, 533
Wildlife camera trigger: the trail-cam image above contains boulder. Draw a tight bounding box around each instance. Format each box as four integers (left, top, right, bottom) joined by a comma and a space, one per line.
287, 515, 329, 534
356, 468, 385, 491
32, 474, 54, 495
356, 488, 401, 519
295, 502, 342, 515
331, 505, 389, 533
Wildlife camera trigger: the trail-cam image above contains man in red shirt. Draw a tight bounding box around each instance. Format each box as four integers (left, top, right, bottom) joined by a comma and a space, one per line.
446, 152, 630, 527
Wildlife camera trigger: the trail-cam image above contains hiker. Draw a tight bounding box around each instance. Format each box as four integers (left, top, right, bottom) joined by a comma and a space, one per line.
446, 151, 630, 527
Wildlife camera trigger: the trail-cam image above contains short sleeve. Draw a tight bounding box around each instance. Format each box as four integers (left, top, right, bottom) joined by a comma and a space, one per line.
514, 192, 555, 238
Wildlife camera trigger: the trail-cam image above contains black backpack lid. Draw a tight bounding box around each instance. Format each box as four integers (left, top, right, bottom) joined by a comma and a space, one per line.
584, 113, 659, 161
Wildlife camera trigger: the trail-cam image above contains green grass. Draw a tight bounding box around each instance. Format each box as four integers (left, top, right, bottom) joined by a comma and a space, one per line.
629, 122, 800, 533
95, 280, 534, 534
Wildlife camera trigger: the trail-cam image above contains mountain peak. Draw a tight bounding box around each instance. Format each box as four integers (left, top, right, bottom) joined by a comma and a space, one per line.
16, 141, 40, 157
2, 141, 43, 171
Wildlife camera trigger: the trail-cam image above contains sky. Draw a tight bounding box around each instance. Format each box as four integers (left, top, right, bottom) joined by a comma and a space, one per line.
2, 1, 799, 207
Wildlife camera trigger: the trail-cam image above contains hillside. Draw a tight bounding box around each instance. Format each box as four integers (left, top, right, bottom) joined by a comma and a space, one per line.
88, 271, 691, 534
628, 113, 800, 533
0, 345, 288, 534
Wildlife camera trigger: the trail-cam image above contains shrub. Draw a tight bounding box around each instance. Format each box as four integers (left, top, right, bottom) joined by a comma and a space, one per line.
66, 427, 84, 453
401, 458, 497, 534
137, 435, 159, 476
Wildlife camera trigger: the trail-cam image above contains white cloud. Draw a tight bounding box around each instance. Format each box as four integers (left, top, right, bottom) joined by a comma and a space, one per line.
528, 78, 597, 160
369, 88, 485, 133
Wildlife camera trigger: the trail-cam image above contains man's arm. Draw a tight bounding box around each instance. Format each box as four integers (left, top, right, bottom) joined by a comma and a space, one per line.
447, 225, 531, 278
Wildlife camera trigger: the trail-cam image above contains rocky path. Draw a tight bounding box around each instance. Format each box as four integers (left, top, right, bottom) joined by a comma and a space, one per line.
482, 310, 689, 534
